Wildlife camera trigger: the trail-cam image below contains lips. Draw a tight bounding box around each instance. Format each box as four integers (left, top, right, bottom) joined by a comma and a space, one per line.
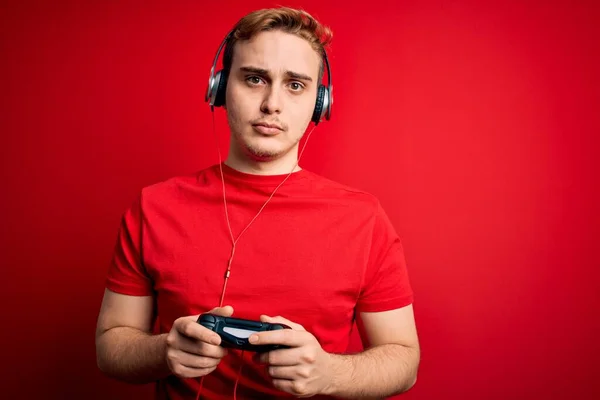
252, 122, 283, 135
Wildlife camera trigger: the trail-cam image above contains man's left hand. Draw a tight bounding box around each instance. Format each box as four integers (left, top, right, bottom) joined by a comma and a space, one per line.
250, 315, 334, 397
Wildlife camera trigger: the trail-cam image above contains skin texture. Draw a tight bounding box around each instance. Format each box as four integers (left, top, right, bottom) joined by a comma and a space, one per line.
249, 309, 420, 398
223, 30, 321, 175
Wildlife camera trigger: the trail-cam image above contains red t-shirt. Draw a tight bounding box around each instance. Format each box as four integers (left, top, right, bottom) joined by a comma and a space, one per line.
106, 163, 414, 399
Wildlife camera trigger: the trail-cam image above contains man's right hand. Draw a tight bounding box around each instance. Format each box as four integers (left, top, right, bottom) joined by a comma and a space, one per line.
165, 305, 234, 378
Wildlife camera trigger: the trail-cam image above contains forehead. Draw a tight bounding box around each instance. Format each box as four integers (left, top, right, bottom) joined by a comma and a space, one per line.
231, 30, 321, 78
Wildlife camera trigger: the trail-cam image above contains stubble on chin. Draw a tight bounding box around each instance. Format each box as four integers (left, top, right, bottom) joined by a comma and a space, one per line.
227, 110, 304, 161
241, 136, 283, 160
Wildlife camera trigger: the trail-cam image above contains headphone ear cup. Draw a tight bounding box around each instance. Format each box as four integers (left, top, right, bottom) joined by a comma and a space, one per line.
213, 70, 228, 107
312, 85, 326, 124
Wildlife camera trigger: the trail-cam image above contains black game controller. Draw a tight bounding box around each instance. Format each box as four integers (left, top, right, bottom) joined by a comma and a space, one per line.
197, 313, 291, 352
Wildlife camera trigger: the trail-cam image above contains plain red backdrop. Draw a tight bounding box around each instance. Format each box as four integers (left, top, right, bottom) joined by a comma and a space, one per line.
1, 0, 599, 399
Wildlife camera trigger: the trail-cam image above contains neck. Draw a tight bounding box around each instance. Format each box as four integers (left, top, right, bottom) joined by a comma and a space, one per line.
225, 146, 302, 176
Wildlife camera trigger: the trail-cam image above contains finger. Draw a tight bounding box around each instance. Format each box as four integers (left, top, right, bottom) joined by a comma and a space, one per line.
249, 328, 308, 348
272, 379, 312, 397
268, 365, 312, 380
170, 363, 217, 379
170, 349, 223, 370
208, 305, 234, 317
176, 318, 221, 344
254, 347, 305, 366
260, 315, 305, 331
177, 336, 229, 359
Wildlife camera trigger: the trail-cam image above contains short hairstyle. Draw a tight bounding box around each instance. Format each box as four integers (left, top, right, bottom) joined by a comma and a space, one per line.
222, 7, 333, 82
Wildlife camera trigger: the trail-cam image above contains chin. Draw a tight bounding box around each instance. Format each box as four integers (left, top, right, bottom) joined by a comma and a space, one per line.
244, 146, 284, 161
243, 138, 287, 159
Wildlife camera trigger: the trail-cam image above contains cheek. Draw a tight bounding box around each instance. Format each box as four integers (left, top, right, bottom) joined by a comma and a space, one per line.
295, 98, 315, 127
226, 97, 247, 127
225, 84, 247, 117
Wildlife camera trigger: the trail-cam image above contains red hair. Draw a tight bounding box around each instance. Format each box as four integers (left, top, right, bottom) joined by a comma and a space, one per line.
222, 7, 333, 80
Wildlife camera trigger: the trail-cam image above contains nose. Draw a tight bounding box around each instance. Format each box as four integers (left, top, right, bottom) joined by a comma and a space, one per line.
260, 85, 283, 115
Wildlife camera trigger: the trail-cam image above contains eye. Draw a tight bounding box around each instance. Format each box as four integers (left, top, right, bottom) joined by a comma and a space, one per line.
289, 82, 304, 91
246, 76, 264, 85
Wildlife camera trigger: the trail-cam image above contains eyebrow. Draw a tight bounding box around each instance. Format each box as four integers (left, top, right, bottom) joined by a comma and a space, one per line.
239, 66, 313, 82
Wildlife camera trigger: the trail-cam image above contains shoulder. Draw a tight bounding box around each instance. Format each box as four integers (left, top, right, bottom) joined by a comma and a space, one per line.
135, 164, 219, 210
303, 170, 383, 214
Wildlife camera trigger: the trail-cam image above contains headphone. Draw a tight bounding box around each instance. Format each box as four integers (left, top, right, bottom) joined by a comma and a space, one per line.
205, 30, 333, 125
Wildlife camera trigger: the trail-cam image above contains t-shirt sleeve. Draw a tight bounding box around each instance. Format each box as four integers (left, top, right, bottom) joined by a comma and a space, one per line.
356, 201, 414, 313
105, 194, 154, 296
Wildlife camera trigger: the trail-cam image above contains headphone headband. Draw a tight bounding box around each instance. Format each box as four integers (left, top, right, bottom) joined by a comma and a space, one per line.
206, 29, 333, 124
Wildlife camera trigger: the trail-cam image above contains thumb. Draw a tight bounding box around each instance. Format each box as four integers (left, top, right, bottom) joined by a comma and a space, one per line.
209, 305, 234, 317
260, 315, 305, 331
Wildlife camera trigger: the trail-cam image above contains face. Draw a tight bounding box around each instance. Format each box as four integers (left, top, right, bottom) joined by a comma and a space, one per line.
225, 30, 321, 162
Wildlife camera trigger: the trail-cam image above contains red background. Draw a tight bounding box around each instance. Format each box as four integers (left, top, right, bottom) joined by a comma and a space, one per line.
1, 0, 599, 399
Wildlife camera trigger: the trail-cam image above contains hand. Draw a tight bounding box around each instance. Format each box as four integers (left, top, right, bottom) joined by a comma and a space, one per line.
251, 315, 333, 397
165, 305, 233, 378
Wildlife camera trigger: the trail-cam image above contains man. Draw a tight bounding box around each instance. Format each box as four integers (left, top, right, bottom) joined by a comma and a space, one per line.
96, 6, 420, 399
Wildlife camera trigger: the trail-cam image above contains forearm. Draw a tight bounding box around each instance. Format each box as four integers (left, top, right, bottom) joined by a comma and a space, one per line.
325, 343, 419, 399
96, 327, 171, 384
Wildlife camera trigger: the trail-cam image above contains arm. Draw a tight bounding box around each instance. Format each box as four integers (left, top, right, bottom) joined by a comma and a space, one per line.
95, 289, 171, 384
252, 304, 419, 398
326, 304, 420, 398
95, 288, 234, 384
